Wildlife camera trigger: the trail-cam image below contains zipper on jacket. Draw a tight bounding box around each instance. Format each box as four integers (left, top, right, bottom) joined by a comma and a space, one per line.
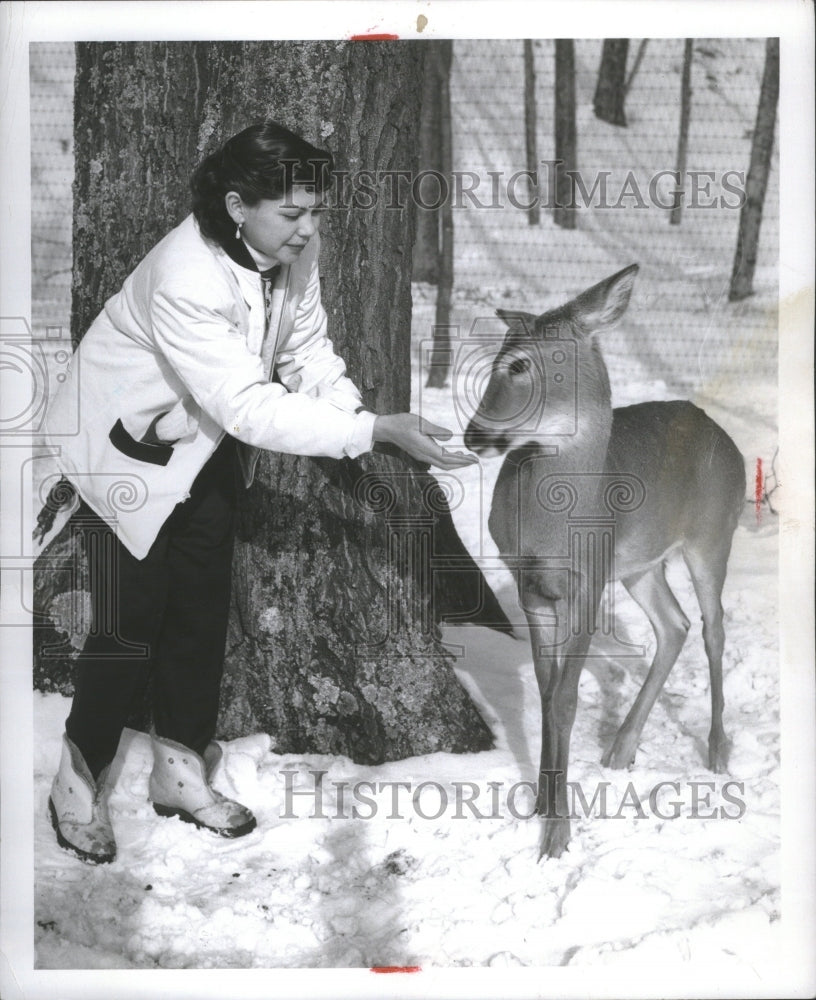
262, 266, 291, 380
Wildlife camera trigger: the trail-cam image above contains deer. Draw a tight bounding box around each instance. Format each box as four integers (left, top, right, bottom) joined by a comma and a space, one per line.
463, 264, 746, 860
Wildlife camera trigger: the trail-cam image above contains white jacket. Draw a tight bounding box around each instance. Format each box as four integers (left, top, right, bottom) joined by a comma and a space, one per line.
44, 215, 376, 559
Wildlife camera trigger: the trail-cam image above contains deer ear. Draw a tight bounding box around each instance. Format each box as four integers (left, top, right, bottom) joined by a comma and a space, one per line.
569, 264, 639, 334
496, 309, 537, 334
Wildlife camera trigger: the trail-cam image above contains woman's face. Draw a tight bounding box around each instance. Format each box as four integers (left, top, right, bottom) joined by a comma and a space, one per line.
228, 184, 327, 264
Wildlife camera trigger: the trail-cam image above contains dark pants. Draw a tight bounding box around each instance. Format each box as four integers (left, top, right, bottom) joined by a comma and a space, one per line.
66, 437, 238, 780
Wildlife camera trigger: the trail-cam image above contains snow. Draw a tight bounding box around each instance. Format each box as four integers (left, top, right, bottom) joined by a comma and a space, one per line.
21, 32, 809, 998
32, 504, 782, 971
33, 350, 783, 973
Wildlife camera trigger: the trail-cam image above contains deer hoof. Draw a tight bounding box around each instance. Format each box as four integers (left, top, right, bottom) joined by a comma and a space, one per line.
708, 733, 730, 773
601, 741, 637, 770
539, 817, 571, 860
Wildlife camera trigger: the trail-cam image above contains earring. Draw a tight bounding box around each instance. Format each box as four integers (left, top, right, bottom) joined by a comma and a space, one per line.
235, 221, 243, 240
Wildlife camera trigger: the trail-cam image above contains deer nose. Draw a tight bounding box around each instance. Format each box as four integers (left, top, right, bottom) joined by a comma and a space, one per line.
464, 420, 483, 453
465, 420, 507, 456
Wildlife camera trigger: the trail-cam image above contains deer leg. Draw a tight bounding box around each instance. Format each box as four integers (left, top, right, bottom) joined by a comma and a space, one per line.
602, 563, 690, 770
541, 634, 594, 860
683, 547, 729, 772
523, 586, 596, 860
522, 599, 562, 817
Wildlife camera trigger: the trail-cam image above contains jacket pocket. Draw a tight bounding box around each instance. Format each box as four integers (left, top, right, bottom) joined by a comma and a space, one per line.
109, 418, 174, 466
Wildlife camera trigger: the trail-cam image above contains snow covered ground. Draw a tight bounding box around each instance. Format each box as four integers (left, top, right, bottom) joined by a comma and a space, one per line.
33, 286, 782, 975
33, 352, 781, 973
25, 33, 799, 992
33, 506, 780, 973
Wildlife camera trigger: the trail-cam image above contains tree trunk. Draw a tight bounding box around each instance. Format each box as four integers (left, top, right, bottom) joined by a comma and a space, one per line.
623, 39, 649, 99
670, 39, 694, 226
424, 41, 454, 390
523, 40, 540, 227
412, 43, 446, 284
553, 40, 577, 230
593, 39, 629, 127
729, 37, 779, 301
35, 41, 511, 762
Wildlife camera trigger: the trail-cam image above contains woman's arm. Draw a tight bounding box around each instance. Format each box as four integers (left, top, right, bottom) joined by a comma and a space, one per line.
150, 276, 476, 469
150, 279, 374, 458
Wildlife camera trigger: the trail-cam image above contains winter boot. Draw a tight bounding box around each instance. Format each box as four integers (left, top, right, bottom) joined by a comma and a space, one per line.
48, 733, 116, 865
148, 736, 256, 838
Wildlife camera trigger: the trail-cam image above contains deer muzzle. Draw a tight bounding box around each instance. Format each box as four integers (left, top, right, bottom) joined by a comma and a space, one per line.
464, 419, 510, 456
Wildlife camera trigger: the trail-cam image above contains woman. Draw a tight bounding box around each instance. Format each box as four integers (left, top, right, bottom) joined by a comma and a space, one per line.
43, 121, 476, 865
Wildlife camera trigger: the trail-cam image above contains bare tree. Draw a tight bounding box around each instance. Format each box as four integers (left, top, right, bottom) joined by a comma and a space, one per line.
593, 39, 630, 127
523, 40, 541, 227
413, 43, 448, 284
623, 39, 649, 98
553, 40, 577, 230
670, 39, 694, 226
729, 38, 779, 301
424, 42, 455, 390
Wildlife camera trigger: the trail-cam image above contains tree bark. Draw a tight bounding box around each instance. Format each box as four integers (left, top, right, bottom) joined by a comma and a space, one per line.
412, 43, 446, 284
553, 40, 577, 230
729, 37, 779, 301
35, 41, 511, 761
424, 41, 454, 390
523, 40, 541, 227
593, 39, 630, 127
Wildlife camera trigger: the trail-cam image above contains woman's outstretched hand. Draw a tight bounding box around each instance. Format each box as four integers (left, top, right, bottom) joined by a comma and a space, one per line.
372, 414, 479, 470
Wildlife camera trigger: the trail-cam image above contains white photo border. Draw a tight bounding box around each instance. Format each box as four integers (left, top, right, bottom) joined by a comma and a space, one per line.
1, 2, 813, 998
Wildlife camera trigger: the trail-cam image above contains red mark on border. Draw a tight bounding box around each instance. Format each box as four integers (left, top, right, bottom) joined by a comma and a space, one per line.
350, 33, 400, 41
371, 966, 422, 974
755, 457, 763, 524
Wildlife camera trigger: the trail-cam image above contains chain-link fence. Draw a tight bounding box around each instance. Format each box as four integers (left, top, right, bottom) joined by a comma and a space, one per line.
414, 38, 778, 402
30, 43, 75, 339
31, 39, 777, 400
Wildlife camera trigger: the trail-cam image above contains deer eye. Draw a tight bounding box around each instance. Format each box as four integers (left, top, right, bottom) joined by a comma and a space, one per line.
507, 356, 531, 376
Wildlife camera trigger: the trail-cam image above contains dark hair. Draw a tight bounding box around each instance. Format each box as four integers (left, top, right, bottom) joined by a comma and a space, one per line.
190, 121, 334, 246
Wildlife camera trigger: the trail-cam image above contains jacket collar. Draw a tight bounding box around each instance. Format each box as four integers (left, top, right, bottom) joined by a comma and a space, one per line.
221, 233, 280, 281
187, 216, 287, 301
